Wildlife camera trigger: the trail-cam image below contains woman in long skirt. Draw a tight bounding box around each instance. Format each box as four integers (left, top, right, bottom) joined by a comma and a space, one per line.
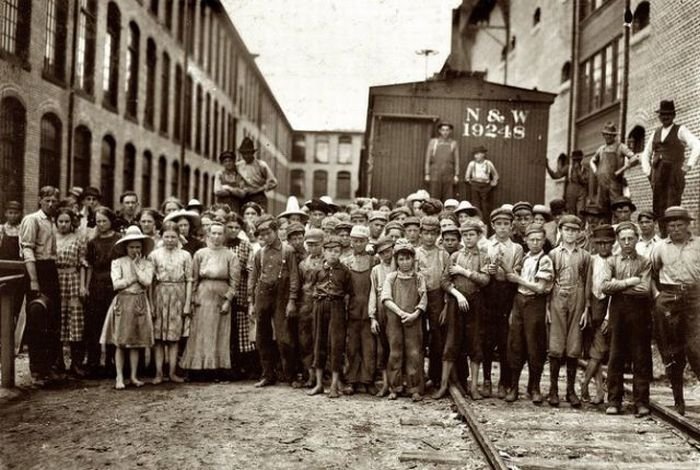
180, 222, 239, 375
56, 207, 88, 377
148, 221, 192, 384
100, 226, 155, 389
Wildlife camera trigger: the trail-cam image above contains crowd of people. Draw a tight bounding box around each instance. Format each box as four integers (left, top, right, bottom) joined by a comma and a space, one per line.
3, 168, 699, 419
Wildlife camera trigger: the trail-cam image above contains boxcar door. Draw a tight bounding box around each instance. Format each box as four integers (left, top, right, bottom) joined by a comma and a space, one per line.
371, 117, 434, 201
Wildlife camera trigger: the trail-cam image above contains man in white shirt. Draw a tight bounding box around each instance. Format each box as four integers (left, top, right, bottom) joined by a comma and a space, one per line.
639, 100, 700, 221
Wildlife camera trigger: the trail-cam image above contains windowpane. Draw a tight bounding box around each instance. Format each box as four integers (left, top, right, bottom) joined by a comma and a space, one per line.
176, 0, 184, 43
204, 93, 210, 157
40, 114, 62, 189
615, 37, 623, 102
290, 169, 305, 198
338, 136, 352, 164
145, 39, 156, 127
193, 169, 200, 200
195, 85, 202, 152
182, 165, 191, 200
202, 172, 209, 206
157, 156, 167, 204
100, 136, 116, 207
291, 135, 305, 162
160, 52, 170, 134
73, 125, 91, 188
123, 144, 136, 191
76, 0, 97, 94
171, 161, 179, 198
125, 23, 140, 118
184, 75, 193, 148
173, 65, 182, 141
142, 151, 152, 206
0, 0, 29, 58
336, 171, 351, 200
592, 52, 602, 110
603, 44, 614, 105
312, 170, 327, 198
164, 0, 173, 31
315, 137, 329, 163
103, 3, 121, 109
0, 97, 26, 212
212, 100, 218, 158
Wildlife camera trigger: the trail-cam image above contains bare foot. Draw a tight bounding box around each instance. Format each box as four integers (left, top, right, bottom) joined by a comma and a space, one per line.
411, 392, 423, 402
152, 375, 164, 385
432, 386, 449, 400
169, 374, 185, 383
132, 378, 145, 388
470, 386, 483, 400
115, 379, 125, 390
376, 385, 389, 398
303, 379, 315, 389
328, 386, 340, 399
388, 392, 398, 400
591, 392, 605, 405
307, 384, 324, 396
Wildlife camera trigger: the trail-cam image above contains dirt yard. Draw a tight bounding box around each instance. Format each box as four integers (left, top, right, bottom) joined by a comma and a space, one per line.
0, 370, 487, 469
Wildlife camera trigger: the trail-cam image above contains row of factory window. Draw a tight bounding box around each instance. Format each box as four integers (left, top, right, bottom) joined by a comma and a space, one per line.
291, 135, 355, 164
0, 96, 217, 213
290, 169, 353, 201
0, 0, 267, 159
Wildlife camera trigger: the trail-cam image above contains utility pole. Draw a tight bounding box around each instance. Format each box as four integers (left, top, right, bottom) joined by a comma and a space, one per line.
415, 49, 438, 80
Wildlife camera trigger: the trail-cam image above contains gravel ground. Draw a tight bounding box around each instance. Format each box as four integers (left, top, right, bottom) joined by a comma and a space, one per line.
0, 367, 487, 470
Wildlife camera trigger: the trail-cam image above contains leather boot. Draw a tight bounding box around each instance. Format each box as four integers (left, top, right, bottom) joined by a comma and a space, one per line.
505, 369, 521, 402
548, 357, 560, 407
671, 365, 686, 416
566, 358, 581, 408
531, 368, 543, 404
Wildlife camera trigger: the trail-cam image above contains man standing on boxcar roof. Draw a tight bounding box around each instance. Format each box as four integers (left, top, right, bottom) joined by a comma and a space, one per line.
236, 137, 278, 212
425, 122, 460, 201
639, 100, 700, 221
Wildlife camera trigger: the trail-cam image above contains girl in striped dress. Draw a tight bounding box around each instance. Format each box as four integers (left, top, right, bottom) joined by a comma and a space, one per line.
148, 222, 193, 384
55, 207, 88, 377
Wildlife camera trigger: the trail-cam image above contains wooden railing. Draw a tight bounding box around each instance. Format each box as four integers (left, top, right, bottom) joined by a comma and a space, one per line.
0, 261, 25, 389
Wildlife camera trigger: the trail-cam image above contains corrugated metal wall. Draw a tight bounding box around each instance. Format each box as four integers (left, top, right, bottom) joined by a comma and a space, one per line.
367, 94, 551, 205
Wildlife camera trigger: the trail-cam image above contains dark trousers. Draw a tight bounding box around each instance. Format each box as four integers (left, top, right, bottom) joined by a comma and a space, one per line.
651, 161, 685, 220
254, 283, 294, 382
469, 182, 493, 219
25, 261, 61, 376
312, 299, 346, 372
85, 279, 115, 369
607, 294, 652, 407
386, 309, 424, 393
346, 318, 376, 384
296, 307, 315, 372
654, 287, 700, 378
426, 289, 445, 385
429, 177, 454, 202
507, 294, 547, 377
564, 183, 587, 217
483, 280, 517, 387
375, 305, 390, 371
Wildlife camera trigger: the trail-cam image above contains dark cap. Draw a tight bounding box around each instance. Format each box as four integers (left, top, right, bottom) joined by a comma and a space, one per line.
490, 207, 513, 222
512, 201, 533, 215
549, 198, 566, 215
591, 224, 615, 242
323, 235, 343, 249
637, 210, 655, 222
254, 214, 278, 232
384, 220, 405, 234
610, 196, 637, 212
286, 222, 305, 237
5, 201, 21, 211
403, 216, 421, 228
305, 198, 331, 214
473, 145, 488, 154
524, 223, 546, 237
421, 198, 443, 216
388, 206, 411, 221
335, 221, 353, 233
374, 236, 395, 254
558, 214, 583, 230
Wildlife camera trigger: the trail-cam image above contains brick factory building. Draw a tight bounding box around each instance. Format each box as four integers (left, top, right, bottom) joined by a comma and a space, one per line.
288, 130, 364, 206
445, 0, 700, 219
0, 0, 293, 214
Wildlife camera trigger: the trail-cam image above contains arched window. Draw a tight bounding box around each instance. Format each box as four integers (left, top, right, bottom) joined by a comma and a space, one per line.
292, 134, 305, 162
182, 164, 191, 200
184, 74, 193, 148
290, 169, 305, 198
44, 0, 69, 81
73, 125, 92, 188
195, 84, 203, 152
100, 135, 116, 207
186, 0, 195, 55
125, 22, 140, 119
142, 150, 152, 207
40, 114, 62, 189
0, 97, 26, 211
212, 100, 218, 158
193, 169, 200, 200
157, 156, 167, 204
176, 0, 185, 43
145, 39, 156, 128
173, 64, 183, 141
171, 160, 180, 198
533, 7, 541, 26
336, 171, 351, 200
0, 0, 31, 61
123, 143, 136, 191
160, 52, 170, 134
338, 135, 353, 164
164, 0, 173, 31
312, 170, 327, 198
627, 125, 646, 154
561, 61, 571, 83
204, 92, 211, 158
102, 2, 121, 109
76, 0, 98, 94
202, 171, 209, 206
633, 2, 650, 34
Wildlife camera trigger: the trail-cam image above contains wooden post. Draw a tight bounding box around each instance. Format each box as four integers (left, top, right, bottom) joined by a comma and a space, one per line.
1, 284, 15, 388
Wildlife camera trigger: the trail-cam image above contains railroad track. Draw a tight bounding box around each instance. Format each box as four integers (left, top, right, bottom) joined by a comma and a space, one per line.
449, 367, 700, 470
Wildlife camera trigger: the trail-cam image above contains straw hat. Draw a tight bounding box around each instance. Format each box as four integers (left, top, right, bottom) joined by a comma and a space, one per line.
278, 196, 308, 221
164, 209, 201, 227
111, 226, 155, 258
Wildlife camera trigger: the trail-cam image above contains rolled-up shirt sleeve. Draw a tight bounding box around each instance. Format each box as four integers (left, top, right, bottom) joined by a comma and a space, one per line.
19, 216, 38, 262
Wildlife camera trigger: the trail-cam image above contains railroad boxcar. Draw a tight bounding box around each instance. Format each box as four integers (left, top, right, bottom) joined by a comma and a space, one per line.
359, 74, 556, 205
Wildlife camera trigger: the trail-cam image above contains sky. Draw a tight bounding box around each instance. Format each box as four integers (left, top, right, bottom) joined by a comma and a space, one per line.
223, 0, 460, 131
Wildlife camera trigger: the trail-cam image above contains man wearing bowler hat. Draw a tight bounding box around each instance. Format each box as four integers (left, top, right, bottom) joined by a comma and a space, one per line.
590, 122, 636, 214
650, 206, 700, 415
639, 100, 700, 220
236, 137, 279, 211
424, 122, 460, 201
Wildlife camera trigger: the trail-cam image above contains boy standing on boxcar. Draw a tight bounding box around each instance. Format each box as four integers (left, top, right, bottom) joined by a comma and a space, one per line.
547, 215, 591, 407
307, 236, 353, 398
343, 225, 378, 395
369, 237, 396, 397
602, 222, 653, 416
437, 221, 490, 399
505, 224, 553, 403
580, 224, 615, 405
415, 216, 450, 389
382, 239, 428, 401
483, 207, 523, 398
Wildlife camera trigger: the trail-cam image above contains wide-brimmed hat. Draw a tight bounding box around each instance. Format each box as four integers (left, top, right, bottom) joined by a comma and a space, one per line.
320, 195, 340, 213
186, 199, 204, 211
581, 204, 606, 217
659, 206, 694, 223
219, 150, 236, 162
112, 226, 155, 258
610, 196, 637, 213
437, 122, 454, 130
571, 150, 584, 160
164, 209, 201, 227
655, 100, 676, 115
237, 137, 257, 154
278, 196, 308, 221
454, 200, 479, 217
601, 122, 618, 135
305, 198, 331, 214
591, 224, 616, 242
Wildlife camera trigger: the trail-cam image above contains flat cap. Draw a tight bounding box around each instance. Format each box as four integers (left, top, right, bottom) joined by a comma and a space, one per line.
512, 201, 534, 214
459, 221, 483, 234
286, 222, 305, 237
659, 206, 694, 222
441, 222, 460, 235
524, 223, 546, 237
403, 216, 421, 227
420, 216, 440, 231
393, 238, 416, 256
558, 214, 583, 230
384, 220, 405, 234
321, 216, 340, 230
615, 221, 639, 236
369, 211, 388, 223
305, 228, 325, 243
388, 206, 411, 221
5, 201, 21, 211
444, 199, 459, 210
532, 204, 552, 221
350, 208, 369, 220
591, 224, 616, 242
636, 210, 655, 222
490, 207, 513, 222
254, 214, 278, 232
374, 236, 395, 254
350, 225, 370, 239
323, 235, 343, 249
335, 221, 353, 233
